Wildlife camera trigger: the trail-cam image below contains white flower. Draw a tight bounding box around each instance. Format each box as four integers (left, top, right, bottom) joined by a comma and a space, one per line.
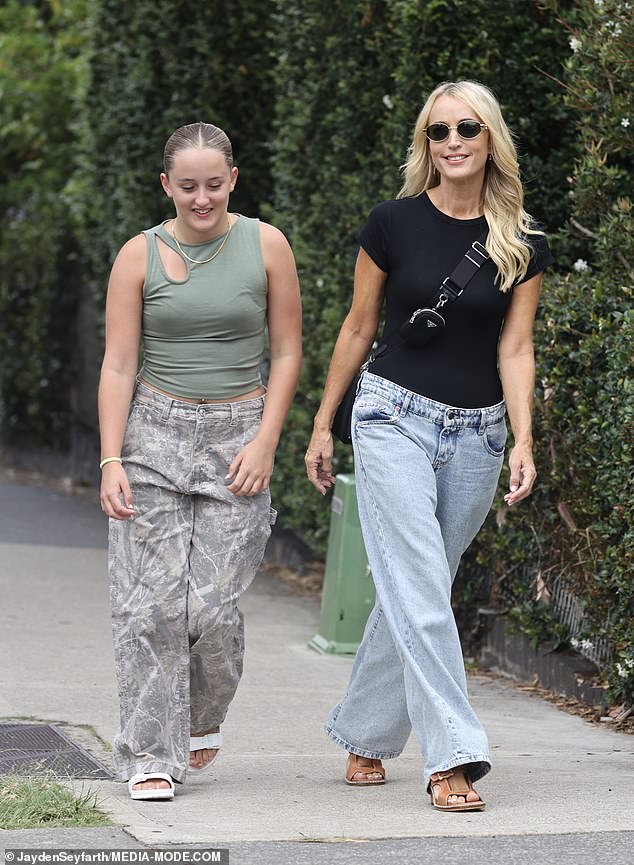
616, 663, 628, 678
316, 278, 324, 288
581, 639, 594, 651
569, 36, 582, 52
594, 0, 604, 7
621, 117, 631, 128
604, 20, 623, 36
574, 259, 589, 272
382, 94, 394, 110
570, 638, 580, 648
625, 657, 634, 668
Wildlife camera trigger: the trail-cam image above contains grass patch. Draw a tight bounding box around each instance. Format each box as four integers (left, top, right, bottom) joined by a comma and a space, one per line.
0, 776, 112, 830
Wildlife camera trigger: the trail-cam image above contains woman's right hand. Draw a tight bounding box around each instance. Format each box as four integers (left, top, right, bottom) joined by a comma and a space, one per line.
305, 426, 337, 495
100, 463, 135, 520
303, 249, 386, 496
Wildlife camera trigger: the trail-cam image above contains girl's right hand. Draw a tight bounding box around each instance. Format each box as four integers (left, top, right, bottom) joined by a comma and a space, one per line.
100, 463, 135, 520
305, 427, 337, 495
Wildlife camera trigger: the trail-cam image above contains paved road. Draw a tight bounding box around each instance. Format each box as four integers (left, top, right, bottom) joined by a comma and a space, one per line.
1, 478, 633, 864
1, 829, 633, 864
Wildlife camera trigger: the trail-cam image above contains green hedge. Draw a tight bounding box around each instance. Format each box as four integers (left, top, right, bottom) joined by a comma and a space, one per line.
269, 0, 578, 548
0, 0, 86, 447
268, 0, 633, 702
1, 0, 631, 700
0, 0, 276, 461
457, 0, 633, 702
73, 0, 276, 296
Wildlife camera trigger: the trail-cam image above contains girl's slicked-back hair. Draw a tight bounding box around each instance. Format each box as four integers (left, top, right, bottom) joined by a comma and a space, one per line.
163, 122, 234, 174
399, 80, 542, 291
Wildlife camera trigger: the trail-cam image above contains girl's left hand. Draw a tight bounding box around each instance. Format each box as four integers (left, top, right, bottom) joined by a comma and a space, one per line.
503, 443, 537, 506
226, 438, 276, 496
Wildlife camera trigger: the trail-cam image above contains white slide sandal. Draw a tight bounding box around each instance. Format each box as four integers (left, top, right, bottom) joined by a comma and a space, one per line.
189, 731, 222, 771
128, 772, 175, 801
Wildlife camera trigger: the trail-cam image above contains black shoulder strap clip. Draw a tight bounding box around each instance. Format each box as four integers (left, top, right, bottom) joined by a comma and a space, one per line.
433, 233, 489, 309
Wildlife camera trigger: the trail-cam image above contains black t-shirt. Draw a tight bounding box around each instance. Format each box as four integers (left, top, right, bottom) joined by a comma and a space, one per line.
357, 192, 553, 408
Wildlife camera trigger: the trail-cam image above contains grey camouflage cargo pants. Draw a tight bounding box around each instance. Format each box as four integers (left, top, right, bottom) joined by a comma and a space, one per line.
108, 382, 276, 783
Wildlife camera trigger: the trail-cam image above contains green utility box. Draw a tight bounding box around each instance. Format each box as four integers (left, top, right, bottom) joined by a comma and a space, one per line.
309, 474, 376, 655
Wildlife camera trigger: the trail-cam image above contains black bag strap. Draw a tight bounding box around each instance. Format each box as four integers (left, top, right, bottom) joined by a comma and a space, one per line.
432, 235, 489, 308
368, 230, 489, 366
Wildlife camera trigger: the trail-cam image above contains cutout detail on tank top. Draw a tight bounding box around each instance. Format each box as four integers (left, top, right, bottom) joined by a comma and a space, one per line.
156, 233, 189, 282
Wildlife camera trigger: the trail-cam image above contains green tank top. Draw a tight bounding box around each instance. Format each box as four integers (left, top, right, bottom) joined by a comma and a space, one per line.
139, 215, 267, 400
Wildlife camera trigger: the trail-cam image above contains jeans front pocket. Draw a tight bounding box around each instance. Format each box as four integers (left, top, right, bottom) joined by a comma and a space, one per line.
354, 391, 400, 432
482, 417, 507, 457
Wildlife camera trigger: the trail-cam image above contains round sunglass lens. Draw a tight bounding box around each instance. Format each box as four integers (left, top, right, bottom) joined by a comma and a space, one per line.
457, 121, 482, 138
427, 123, 449, 141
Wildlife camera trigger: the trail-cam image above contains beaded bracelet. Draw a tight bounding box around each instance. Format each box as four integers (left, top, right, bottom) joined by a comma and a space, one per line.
99, 456, 123, 470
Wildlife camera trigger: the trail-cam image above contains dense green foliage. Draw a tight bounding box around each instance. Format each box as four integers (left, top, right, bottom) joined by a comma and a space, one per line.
0, 1, 631, 699
0, 0, 86, 445
69, 0, 276, 467
458, 0, 634, 701
0, 0, 275, 462
73, 0, 276, 286
269, 0, 577, 547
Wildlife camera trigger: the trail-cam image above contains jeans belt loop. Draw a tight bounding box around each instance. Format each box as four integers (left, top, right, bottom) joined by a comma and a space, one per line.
399, 390, 412, 417
161, 398, 172, 422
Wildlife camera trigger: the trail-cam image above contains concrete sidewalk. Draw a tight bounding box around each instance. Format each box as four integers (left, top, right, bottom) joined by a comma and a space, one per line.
1, 479, 633, 849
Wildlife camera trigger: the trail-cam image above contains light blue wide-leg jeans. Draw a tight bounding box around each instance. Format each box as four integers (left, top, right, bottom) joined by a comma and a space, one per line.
326, 372, 507, 788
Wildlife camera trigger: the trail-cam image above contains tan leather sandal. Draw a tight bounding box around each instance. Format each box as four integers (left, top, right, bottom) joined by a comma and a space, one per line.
345, 753, 386, 786
427, 768, 485, 811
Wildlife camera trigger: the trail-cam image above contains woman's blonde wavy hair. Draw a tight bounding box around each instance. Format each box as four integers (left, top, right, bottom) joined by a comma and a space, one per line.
399, 80, 541, 292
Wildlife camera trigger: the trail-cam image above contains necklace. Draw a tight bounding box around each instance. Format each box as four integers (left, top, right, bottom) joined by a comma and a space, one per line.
170, 216, 232, 264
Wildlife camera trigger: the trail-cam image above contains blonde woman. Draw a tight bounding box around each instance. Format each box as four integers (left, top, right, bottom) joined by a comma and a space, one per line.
305, 81, 552, 811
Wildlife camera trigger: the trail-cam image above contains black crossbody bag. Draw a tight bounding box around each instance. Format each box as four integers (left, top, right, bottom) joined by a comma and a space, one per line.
331, 234, 489, 444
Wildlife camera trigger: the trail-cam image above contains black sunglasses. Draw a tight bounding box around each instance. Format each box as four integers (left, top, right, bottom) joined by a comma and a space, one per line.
424, 120, 488, 142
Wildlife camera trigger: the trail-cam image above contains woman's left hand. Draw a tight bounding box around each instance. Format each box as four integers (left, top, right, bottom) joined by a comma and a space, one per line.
503, 443, 537, 506
305, 426, 337, 495
226, 438, 276, 496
